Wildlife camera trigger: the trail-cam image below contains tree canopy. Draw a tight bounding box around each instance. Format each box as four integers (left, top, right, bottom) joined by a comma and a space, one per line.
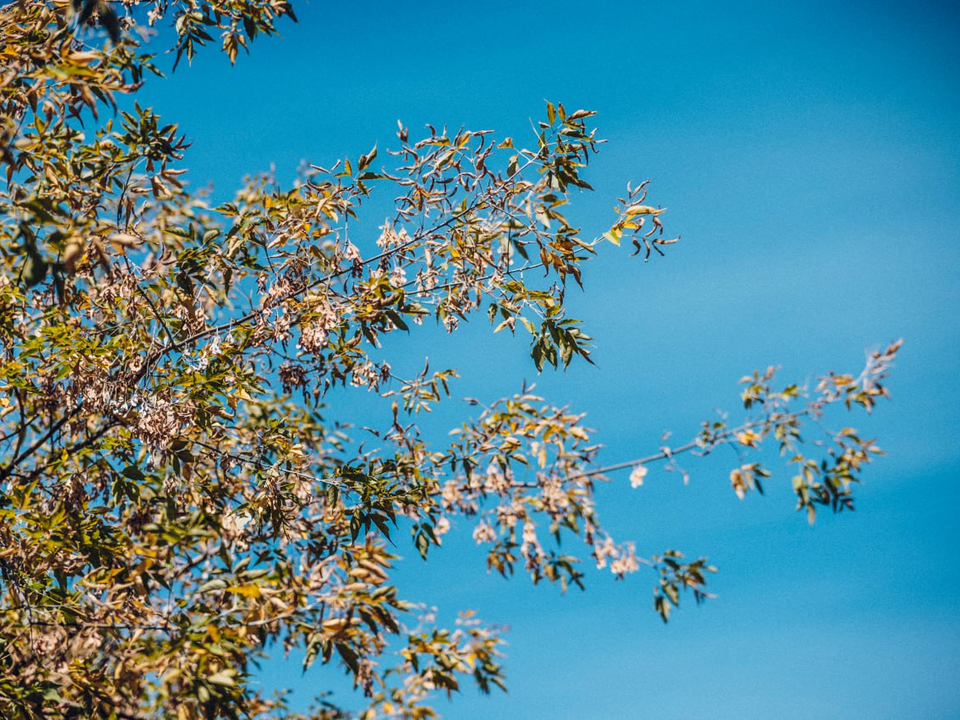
0, 2, 900, 717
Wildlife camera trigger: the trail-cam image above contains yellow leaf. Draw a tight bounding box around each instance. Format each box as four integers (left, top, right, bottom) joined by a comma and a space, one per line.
736, 430, 760, 447
603, 228, 621, 246
624, 204, 664, 217
226, 584, 262, 599
207, 669, 236, 687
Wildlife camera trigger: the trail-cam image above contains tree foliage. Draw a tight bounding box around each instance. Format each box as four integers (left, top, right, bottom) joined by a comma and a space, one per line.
0, 2, 900, 717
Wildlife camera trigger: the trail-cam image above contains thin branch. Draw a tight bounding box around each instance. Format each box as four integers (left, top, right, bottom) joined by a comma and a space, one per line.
0, 409, 77, 482
189, 437, 345, 490
571, 409, 814, 481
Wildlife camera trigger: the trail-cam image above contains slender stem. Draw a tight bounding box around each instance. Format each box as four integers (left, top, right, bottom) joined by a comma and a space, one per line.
569, 408, 813, 481
0, 409, 76, 482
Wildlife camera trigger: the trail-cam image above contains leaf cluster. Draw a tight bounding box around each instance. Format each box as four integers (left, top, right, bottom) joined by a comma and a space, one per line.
0, 2, 900, 717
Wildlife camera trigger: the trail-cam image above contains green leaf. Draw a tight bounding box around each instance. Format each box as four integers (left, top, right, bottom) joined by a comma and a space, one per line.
415, 528, 431, 560
122, 465, 145, 481
518, 316, 536, 335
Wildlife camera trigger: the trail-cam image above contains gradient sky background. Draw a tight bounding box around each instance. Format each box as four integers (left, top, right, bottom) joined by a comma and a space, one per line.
136, 0, 960, 716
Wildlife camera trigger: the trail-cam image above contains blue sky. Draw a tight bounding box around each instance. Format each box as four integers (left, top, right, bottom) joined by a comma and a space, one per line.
139, 0, 960, 716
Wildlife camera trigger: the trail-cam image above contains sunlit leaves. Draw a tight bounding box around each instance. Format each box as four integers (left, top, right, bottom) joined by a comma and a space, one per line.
607, 180, 680, 260
651, 552, 716, 623
0, 2, 901, 717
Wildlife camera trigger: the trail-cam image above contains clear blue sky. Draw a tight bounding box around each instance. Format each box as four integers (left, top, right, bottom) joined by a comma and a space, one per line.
139, 0, 960, 716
